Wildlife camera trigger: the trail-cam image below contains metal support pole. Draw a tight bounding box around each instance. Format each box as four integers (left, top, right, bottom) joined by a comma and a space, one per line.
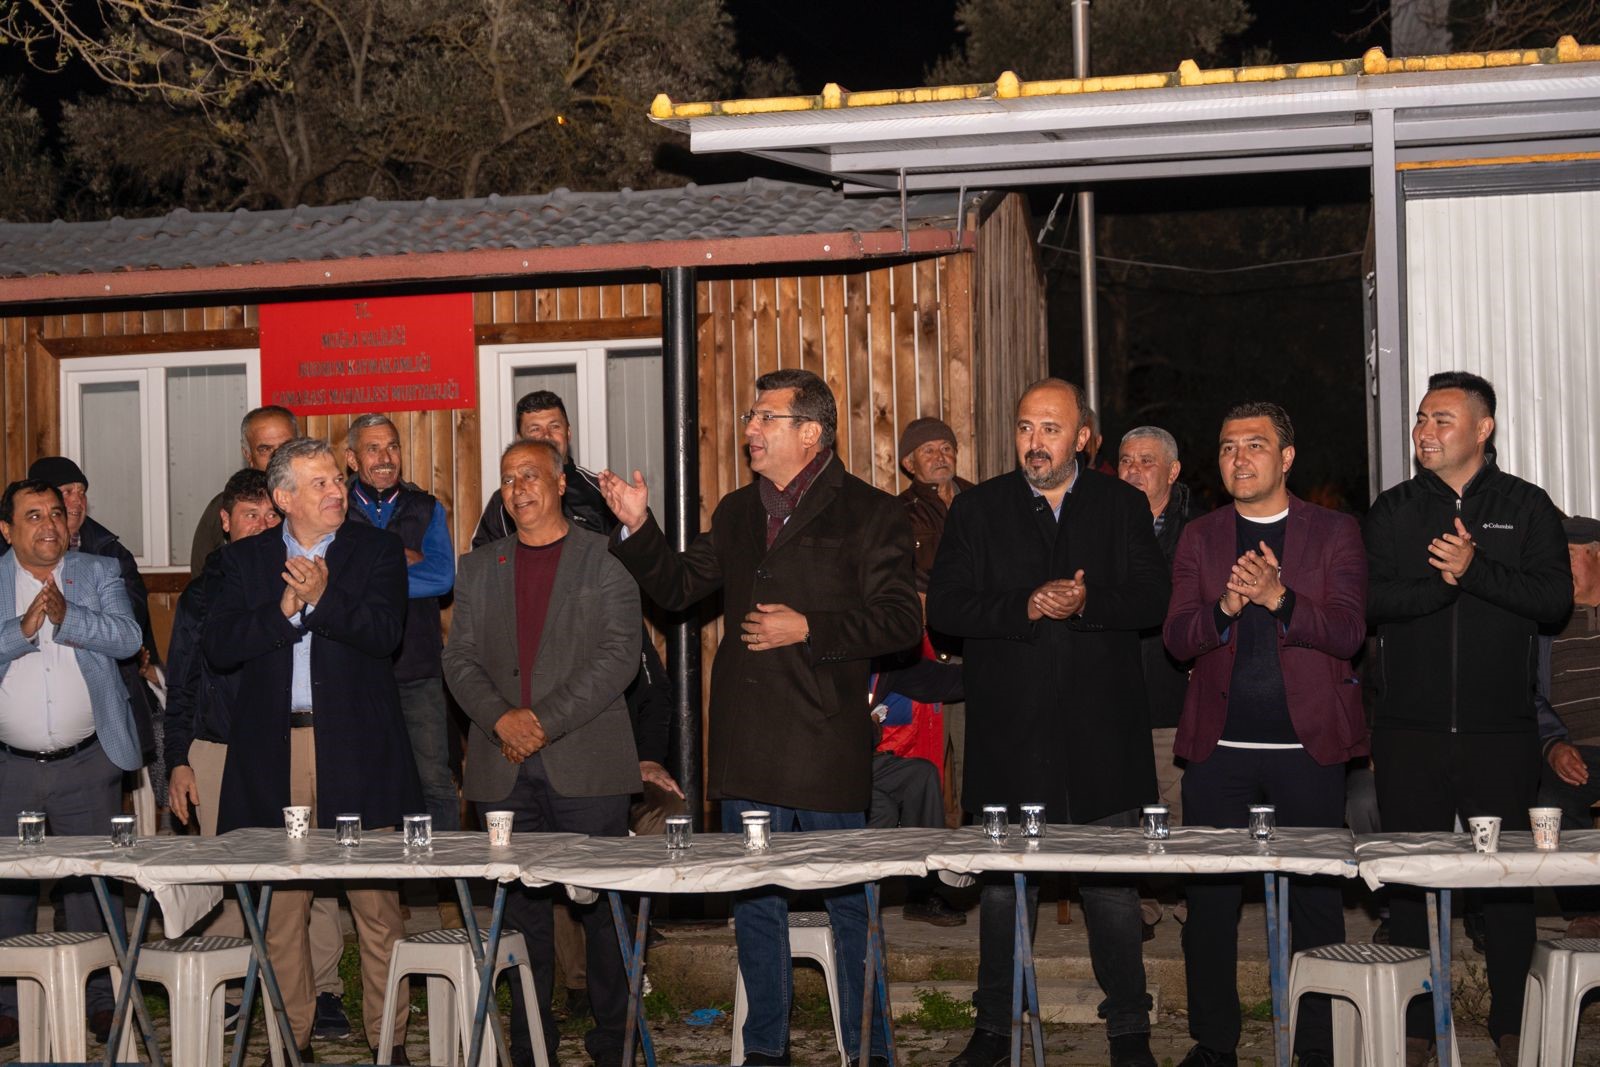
661, 265, 703, 827
455, 879, 515, 1067
611, 891, 657, 1067
465, 883, 510, 1067
1072, 0, 1100, 412
1428, 889, 1455, 1067
1370, 108, 1409, 495
91, 878, 163, 1067
1263, 873, 1287, 1067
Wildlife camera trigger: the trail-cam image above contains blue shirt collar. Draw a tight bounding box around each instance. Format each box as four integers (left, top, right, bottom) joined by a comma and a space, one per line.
282, 522, 337, 558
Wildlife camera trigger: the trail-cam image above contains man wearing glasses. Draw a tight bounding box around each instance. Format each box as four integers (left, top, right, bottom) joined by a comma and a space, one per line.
600, 368, 922, 1067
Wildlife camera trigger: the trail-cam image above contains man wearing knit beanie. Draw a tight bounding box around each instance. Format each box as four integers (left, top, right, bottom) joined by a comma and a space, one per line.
898, 417, 973, 582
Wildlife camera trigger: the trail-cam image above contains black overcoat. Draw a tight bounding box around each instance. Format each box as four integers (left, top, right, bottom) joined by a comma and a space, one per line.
926, 467, 1169, 823
204, 520, 423, 831
611, 456, 923, 813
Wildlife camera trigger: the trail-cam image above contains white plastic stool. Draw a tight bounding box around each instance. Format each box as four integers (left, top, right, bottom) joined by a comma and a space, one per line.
0, 930, 137, 1062
1288, 942, 1460, 1067
731, 911, 847, 1067
136, 934, 289, 1066
1517, 937, 1600, 1066
376, 927, 545, 1067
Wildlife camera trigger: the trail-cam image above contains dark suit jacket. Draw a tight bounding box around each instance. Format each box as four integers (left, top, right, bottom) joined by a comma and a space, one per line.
611, 455, 922, 813
926, 467, 1169, 823
445, 528, 642, 804
203, 520, 422, 831
1163, 495, 1369, 767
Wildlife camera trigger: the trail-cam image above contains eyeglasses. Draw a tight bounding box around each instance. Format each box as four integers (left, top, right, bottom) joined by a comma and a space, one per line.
739, 411, 811, 426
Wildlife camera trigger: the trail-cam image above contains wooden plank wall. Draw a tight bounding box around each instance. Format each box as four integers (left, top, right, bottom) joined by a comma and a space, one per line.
0, 221, 1015, 796
971, 192, 1049, 480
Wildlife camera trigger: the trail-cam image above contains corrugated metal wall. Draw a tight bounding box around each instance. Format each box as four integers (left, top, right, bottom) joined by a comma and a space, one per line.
1406, 186, 1600, 516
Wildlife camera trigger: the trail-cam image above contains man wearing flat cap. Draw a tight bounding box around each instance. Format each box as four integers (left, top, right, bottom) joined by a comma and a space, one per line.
898, 417, 974, 582
897, 417, 974, 828
24, 457, 160, 783
1534, 515, 1600, 936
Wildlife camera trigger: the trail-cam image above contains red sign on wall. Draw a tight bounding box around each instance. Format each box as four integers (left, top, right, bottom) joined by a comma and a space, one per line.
259, 293, 476, 415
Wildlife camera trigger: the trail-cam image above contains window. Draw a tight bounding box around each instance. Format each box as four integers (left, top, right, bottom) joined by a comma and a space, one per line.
478, 341, 663, 506
61, 350, 259, 569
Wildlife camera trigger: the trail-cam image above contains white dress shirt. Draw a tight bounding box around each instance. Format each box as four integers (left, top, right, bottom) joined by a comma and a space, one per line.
0, 554, 95, 751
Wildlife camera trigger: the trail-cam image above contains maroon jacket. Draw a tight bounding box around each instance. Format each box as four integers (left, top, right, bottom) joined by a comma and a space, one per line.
1163, 495, 1369, 767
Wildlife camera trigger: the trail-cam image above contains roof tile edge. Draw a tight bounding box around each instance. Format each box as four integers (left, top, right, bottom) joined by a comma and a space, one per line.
654, 37, 1599, 119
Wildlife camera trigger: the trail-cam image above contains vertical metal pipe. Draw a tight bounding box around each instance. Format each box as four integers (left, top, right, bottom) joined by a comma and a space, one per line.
1370, 108, 1409, 495
1072, 0, 1100, 411
661, 266, 703, 828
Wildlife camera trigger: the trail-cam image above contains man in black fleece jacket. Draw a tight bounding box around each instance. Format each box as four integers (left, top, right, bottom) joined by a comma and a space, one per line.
1365, 370, 1572, 1066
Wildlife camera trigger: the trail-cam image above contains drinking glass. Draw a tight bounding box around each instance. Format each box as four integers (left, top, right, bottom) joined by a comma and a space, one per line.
741, 810, 771, 852
16, 812, 44, 846
1019, 803, 1046, 839
336, 814, 362, 848
109, 815, 136, 848
403, 813, 433, 850
1248, 804, 1277, 842
1141, 805, 1171, 840
665, 815, 692, 850
982, 804, 1008, 841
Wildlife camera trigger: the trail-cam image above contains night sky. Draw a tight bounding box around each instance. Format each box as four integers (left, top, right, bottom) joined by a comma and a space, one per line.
726, 0, 1388, 94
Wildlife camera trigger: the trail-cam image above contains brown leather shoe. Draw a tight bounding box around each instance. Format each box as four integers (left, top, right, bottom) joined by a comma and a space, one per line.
1404, 1036, 1435, 1067
0, 1015, 16, 1046
1497, 1034, 1520, 1067
1565, 915, 1600, 939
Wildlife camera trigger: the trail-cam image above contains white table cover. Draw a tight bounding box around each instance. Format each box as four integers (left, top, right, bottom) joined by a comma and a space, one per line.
518, 827, 951, 894
924, 825, 1360, 877
1356, 830, 1600, 890
0, 835, 223, 935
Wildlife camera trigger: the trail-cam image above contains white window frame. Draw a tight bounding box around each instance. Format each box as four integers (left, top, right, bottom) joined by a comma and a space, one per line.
477, 339, 661, 501
60, 349, 260, 571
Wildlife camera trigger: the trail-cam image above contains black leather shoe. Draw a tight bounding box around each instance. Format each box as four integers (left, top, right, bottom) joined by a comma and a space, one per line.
903, 895, 969, 927
1177, 1045, 1237, 1067
88, 1008, 115, 1044
1110, 1031, 1158, 1067
743, 1054, 789, 1066
372, 1045, 409, 1064
0, 1015, 16, 1046
312, 991, 351, 1039
948, 1028, 1011, 1067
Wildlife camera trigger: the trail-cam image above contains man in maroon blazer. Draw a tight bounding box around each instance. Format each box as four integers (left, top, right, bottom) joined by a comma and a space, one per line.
1162, 402, 1367, 1067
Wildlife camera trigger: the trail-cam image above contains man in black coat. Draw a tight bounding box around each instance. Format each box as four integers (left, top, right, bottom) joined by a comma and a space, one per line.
928, 378, 1169, 1067
472, 389, 614, 546
601, 368, 922, 1066
1365, 370, 1571, 1063
203, 436, 422, 1062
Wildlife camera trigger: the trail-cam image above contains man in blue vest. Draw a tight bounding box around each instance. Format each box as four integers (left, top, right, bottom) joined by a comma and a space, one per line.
344, 414, 458, 834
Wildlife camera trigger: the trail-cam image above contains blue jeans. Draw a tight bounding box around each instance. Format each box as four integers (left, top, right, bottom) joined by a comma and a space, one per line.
721, 799, 888, 1061
397, 677, 460, 830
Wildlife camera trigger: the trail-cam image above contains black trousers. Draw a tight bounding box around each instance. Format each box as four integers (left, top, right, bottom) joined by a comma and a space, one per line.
1181, 745, 1348, 1055
1374, 728, 1540, 1042
480, 755, 632, 1065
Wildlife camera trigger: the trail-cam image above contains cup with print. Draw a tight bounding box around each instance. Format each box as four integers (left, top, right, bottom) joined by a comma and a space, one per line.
282, 806, 312, 840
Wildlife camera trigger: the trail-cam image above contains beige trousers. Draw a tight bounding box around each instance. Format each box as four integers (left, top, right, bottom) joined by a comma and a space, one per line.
189, 739, 345, 994
263, 728, 408, 1048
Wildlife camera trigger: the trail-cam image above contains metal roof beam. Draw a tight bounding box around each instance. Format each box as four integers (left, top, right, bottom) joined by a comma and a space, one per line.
830, 120, 1373, 173
873, 150, 1374, 191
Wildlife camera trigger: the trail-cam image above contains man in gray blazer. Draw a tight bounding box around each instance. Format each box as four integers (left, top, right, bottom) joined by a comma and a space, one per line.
444, 438, 642, 1067
0, 478, 142, 1041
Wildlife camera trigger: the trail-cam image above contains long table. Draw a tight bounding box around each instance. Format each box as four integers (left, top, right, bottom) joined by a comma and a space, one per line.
1354, 828, 1600, 1067
925, 825, 1361, 1067
523, 826, 954, 1067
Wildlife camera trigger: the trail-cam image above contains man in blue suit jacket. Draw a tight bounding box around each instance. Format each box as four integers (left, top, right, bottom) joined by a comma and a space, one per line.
0, 478, 141, 1040
204, 437, 421, 1062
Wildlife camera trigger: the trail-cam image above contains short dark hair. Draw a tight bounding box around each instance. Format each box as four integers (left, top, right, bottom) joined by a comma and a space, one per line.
0, 479, 63, 524
241, 405, 297, 446
754, 369, 837, 449
220, 468, 272, 513
1017, 378, 1090, 432
1222, 401, 1295, 449
1427, 370, 1497, 418
515, 390, 568, 425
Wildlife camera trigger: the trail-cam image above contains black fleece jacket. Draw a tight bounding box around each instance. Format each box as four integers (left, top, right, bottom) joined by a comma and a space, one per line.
1364, 459, 1572, 733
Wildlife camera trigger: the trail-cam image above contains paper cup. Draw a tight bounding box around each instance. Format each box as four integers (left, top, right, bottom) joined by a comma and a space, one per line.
1467, 815, 1502, 854
283, 805, 312, 840
1530, 807, 1563, 850
485, 810, 514, 848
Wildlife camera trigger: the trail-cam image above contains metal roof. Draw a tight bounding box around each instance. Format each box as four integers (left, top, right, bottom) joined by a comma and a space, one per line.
0, 178, 968, 305
650, 41, 1600, 191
